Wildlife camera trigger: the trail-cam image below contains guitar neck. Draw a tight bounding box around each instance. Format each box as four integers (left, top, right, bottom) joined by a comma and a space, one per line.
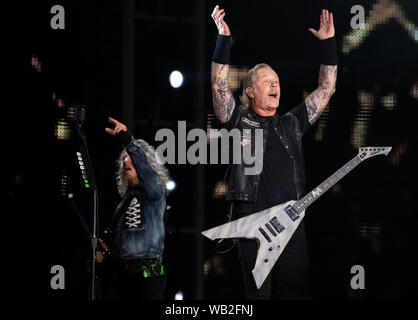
292, 155, 363, 214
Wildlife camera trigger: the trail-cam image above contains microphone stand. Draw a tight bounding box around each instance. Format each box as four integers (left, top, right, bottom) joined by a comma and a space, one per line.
74, 120, 99, 301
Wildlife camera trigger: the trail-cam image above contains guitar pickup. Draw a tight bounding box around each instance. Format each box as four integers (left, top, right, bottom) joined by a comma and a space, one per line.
265, 223, 277, 237
269, 217, 285, 234
258, 227, 272, 243
284, 205, 299, 221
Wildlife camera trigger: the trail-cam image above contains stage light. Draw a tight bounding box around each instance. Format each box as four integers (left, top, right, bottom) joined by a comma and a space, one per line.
174, 290, 184, 300
303, 89, 332, 142
206, 113, 223, 142
166, 180, 176, 191
410, 80, 418, 100
314, 106, 330, 142
351, 90, 374, 149
351, 120, 369, 149
342, 0, 418, 54
358, 91, 374, 108
381, 93, 396, 111
358, 222, 382, 254
228, 65, 250, 93
212, 181, 228, 199
389, 142, 408, 167
54, 119, 71, 140
169, 70, 183, 88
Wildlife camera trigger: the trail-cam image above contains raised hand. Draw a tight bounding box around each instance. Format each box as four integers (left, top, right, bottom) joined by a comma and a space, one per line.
211, 5, 230, 36
105, 117, 127, 136
309, 9, 335, 40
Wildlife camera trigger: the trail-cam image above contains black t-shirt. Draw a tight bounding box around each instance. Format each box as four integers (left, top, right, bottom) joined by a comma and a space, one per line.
222, 102, 310, 217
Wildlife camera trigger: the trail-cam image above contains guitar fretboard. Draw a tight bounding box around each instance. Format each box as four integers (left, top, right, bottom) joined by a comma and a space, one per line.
292, 155, 362, 214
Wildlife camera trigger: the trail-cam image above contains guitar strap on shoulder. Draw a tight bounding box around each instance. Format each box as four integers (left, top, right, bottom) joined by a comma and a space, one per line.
215, 201, 237, 254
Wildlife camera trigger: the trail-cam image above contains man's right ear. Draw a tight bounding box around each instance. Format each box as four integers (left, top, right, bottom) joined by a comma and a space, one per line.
245, 87, 254, 99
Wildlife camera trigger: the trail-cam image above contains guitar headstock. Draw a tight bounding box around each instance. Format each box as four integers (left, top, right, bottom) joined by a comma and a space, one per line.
358, 146, 392, 161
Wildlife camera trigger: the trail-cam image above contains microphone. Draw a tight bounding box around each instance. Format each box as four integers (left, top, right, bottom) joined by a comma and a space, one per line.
67, 105, 88, 142
67, 105, 87, 123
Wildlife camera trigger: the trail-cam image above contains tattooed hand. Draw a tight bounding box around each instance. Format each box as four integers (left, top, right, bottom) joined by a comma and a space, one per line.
305, 9, 338, 125
211, 5, 230, 36
308, 9, 335, 40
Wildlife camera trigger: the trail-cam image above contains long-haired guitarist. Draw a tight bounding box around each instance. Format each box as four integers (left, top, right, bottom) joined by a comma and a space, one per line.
96, 117, 171, 300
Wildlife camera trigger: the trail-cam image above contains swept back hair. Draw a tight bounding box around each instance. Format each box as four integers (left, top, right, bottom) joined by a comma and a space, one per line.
115, 139, 170, 197
239, 63, 274, 110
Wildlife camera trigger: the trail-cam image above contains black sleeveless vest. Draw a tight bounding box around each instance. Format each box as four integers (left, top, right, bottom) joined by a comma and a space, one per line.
226, 107, 307, 203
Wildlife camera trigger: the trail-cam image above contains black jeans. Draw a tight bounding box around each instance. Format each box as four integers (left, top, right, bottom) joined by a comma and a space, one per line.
104, 259, 167, 300
237, 221, 310, 300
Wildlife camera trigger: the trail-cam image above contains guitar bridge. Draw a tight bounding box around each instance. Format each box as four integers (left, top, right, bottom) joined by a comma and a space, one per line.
284, 205, 299, 221
269, 217, 285, 234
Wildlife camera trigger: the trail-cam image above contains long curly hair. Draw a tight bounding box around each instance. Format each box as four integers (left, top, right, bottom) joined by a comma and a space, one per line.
115, 139, 170, 197
239, 63, 273, 110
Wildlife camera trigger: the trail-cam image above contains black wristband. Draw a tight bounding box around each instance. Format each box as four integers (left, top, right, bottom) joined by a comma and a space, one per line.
319, 36, 338, 65
212, 34, 232, 64
116, 130, 133, 147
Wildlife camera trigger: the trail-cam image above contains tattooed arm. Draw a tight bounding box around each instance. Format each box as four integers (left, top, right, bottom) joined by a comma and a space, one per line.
305, 64, 337, 125
307, 9, 338, 125
210, 5, 235, 123
211, 62, 236, 123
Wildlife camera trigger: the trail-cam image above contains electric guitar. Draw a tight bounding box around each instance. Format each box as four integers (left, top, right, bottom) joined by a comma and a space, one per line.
202, 146, 392, 289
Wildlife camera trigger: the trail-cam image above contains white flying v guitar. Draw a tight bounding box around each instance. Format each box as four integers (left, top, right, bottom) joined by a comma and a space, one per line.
202, 146, 392, 289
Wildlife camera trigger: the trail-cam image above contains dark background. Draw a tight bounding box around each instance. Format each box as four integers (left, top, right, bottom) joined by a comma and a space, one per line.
13, 0, 417, 300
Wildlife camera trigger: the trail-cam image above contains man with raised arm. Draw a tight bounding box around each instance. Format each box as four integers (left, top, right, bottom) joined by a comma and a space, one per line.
96, 117, 171, 300
210, 5, 337, 299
